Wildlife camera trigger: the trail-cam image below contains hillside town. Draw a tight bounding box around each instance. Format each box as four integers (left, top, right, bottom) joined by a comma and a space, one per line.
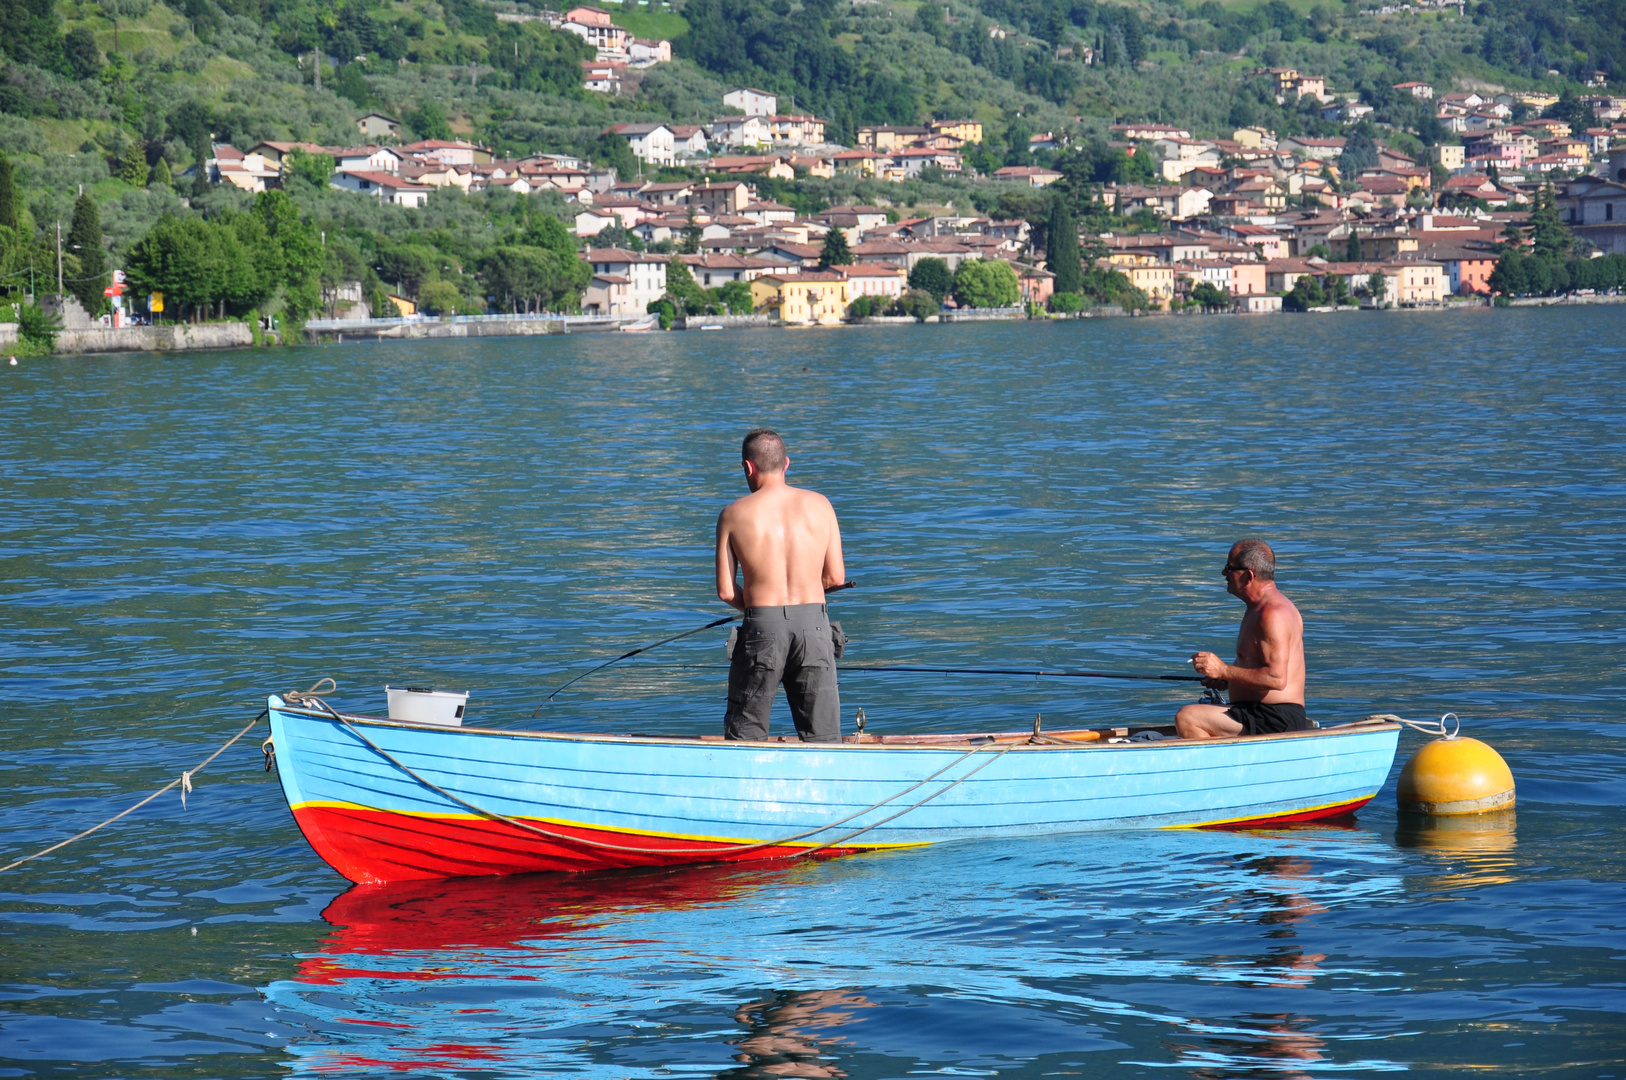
181, 55, 1626, 324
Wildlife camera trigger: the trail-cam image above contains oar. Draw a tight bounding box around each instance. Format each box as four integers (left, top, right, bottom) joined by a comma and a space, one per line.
837, 664, 1203, 683
531, 581, 857, 714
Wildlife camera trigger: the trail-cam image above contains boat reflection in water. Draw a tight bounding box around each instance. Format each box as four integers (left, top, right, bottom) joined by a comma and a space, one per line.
268, 861, 802, 1076
263, 825, 1420, 1078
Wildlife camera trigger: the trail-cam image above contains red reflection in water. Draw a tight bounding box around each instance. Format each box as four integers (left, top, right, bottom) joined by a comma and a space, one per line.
298, 861, 788, 985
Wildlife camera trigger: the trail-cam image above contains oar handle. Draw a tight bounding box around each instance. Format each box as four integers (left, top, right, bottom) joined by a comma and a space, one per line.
827, 580, 857, 594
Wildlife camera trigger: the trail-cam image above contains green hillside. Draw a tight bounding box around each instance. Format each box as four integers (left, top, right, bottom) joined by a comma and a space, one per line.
0, 0, 1619, 346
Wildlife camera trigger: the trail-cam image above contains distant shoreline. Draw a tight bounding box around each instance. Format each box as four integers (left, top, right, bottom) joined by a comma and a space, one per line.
20, 293, 1625, 357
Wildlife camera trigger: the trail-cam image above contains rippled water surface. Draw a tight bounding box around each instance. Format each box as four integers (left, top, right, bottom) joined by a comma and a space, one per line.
3, 308, 1625, 1078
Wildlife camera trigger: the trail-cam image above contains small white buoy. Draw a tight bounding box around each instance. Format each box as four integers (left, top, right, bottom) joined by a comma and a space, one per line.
8, 357, 16, 366
191, 926, 198, 936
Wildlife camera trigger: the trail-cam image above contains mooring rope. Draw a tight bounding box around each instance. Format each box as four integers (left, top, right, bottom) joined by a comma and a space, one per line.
0, 709, 269, 875
1358, 712, 1460, 739
291, 691, 1018, 861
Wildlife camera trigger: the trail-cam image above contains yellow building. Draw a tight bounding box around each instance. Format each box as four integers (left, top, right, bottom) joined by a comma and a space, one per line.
1123, 264, 1175, 308
1431, 144, 1466, 170
930, 119, 984, 144
750, 272, 851, 326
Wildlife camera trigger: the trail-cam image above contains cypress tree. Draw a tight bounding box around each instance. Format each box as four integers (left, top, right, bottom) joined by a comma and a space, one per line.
818, 226, 854, 268
1345, 232, 1363, 261
0, 153, 18, 230
67, 193, 107, 314
1047, 195, 1082, 295
1529, 185, 1571, 261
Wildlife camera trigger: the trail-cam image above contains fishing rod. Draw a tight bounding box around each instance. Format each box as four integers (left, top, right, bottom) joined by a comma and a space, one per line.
836, 664, 1203, 684
531, 581, 858, 714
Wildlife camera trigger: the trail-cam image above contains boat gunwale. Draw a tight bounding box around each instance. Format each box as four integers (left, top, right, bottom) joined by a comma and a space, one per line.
268, 697, 1402, 751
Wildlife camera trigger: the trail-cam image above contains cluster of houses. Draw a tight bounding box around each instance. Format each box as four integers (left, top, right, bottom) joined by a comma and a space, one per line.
189, 71, 1626, 324
572, 136, 1626, 323
493, 5, 671, 95
204, 134, 611, 208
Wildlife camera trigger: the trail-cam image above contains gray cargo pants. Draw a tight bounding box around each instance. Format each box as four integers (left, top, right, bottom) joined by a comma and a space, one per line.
723, 603, 841, 743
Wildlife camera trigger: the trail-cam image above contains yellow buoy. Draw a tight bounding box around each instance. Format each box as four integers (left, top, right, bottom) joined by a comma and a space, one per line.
1396, 716, 1515, 815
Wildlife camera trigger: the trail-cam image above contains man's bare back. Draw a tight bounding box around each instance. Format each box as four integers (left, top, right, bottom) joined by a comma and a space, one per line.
1175, 539, 1310, 739
716, 429, 845, 742
716, 448, 843, 610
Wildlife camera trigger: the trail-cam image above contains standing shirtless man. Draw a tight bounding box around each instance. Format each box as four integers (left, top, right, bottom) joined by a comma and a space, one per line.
1175, 538, 1312, 738
716, 429, 846, 742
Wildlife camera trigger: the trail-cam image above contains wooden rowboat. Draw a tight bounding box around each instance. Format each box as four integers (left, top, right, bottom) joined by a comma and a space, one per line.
266, 695, 1401, 884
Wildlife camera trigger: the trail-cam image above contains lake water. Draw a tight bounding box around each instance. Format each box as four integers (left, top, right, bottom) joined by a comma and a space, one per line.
2, 308, 1624, 1079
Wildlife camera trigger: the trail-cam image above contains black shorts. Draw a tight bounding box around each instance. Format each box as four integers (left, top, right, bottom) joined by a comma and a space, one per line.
1226, 700, 1313, 736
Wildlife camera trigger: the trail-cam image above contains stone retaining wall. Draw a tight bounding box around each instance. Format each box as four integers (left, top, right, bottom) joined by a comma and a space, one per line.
54, 322, 254, 355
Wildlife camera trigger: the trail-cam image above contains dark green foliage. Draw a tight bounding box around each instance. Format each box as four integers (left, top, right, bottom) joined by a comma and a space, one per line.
1283, 273, 1326, 311
476, 244, 589, 312
333, 63, 373, 108
1528, 187, 1571, 262
1189, 280, 1228, 311
124, 215, 248, 320
0, 154, 18, 230
951, 258, 1020, 308
662, 256, 706, 308
379, 243, 441, 297
1046, 196, 1081, 295
848, 293, 874, 318
908, 257, 953, 303
716, 279, 754, 314
18, 302, 61, 347
896, 288, 939, 321
490, 22, 592, 98
117, 143, 150, 186
67, 192, 106, 314
678, 0, 919, 139
1339, 128, 1379, 181
123, 190, 324, 322
62, 26, 102, 79
405, 103, 453, 141
1476, 0, 1626, 84
0, 0, 61, 69
285, 149, 335, 187
253, 190, 324, 321
1079, 261, 1140, 310
818, 227, 853, 268
1047, 290, 1083, 313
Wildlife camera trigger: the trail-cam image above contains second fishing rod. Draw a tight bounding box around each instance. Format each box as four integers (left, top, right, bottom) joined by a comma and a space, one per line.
535, 580, 1203, 709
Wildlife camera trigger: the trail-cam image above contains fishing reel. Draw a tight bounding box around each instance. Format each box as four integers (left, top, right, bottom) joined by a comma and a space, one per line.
1199, 686, 1227, 707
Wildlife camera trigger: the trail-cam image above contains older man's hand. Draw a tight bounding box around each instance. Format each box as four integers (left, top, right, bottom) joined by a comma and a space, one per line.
1191, 651, 1227, 680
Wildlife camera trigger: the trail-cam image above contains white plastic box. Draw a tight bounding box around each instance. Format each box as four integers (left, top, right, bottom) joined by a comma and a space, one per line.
384, 686, 469, 726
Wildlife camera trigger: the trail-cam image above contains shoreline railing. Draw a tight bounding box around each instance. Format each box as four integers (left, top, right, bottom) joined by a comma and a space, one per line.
304, 313, 626, 331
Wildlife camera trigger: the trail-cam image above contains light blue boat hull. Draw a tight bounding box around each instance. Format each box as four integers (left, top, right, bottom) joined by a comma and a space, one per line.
267, 697, 1400, 883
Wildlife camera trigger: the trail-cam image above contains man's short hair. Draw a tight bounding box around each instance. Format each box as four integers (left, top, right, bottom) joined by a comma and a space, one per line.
741, 428, 787, 473
1232, 538, 1276, 581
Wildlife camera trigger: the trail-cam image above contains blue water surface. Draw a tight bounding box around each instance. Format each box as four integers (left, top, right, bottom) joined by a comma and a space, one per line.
2, 308, 1624, 1078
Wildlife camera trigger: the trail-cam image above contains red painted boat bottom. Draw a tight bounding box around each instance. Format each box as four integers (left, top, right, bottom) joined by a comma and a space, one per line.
1197, 795, 1375, 830
291, 804, 870, 884
293, 794, 1377, 884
